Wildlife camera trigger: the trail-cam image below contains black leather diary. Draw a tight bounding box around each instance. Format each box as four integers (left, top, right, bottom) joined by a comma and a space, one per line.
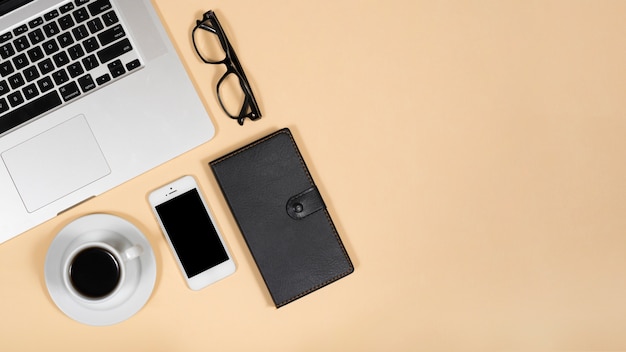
210, 128, 353, 308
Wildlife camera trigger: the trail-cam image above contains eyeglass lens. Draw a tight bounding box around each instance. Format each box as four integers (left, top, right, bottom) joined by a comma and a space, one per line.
193, 24, 227, 63
216, 72, 248, 118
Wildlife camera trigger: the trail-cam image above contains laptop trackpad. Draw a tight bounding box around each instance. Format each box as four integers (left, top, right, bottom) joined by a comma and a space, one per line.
1, 115, 111, 213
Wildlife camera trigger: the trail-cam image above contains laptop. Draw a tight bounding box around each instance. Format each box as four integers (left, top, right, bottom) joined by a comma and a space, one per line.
0, 0, 215, 244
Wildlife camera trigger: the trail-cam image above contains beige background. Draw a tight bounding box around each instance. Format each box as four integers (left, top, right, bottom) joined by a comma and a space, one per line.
1, 0, 626, 350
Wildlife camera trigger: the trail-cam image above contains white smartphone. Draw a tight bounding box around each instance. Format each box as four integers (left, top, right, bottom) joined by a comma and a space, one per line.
148, 175, 235, 290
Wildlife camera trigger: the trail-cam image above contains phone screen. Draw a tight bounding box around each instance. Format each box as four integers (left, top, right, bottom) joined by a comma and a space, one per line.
155, 188, 229, 278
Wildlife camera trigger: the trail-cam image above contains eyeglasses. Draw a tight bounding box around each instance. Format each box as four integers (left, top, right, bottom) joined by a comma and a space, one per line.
192, 10, 262, 125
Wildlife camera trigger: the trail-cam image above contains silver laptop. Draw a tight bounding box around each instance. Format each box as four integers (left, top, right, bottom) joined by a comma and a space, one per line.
0, 0, 215, 244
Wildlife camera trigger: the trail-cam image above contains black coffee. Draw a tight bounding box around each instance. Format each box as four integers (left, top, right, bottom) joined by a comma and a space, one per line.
69, 247, 121, 299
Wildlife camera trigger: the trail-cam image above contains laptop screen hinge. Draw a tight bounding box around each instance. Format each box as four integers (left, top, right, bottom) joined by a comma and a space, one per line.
0, 0, 35, 17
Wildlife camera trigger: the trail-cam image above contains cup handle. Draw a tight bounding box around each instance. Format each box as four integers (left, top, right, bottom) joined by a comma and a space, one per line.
121, 244, 143, 262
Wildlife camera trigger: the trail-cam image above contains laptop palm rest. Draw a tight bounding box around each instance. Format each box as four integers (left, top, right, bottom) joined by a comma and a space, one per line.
1, 115, 111, 213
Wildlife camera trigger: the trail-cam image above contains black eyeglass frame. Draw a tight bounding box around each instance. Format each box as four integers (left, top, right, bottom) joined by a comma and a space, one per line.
192, 10, 262, 125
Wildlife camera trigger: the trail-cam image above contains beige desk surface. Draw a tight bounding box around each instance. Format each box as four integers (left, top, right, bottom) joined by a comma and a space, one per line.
2, 0, 626, 350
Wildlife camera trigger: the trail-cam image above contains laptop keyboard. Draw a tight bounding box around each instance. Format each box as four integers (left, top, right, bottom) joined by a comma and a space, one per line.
0, 0, 142, 135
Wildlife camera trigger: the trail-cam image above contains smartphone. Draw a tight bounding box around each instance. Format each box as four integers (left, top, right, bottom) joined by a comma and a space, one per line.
148, 175, 235, 290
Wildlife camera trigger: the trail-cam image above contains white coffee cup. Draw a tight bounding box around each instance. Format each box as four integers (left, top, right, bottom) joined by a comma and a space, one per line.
63, 242, 143, 301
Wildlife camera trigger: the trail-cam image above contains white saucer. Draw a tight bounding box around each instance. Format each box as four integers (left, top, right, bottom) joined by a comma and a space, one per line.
45, 213, 157, 326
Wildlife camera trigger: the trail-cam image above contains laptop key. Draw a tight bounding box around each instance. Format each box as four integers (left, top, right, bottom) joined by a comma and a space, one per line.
13, 25, 28, 36
98, 24, 124, 46
0, 32, 12, 43
28, 28, 45, 45
0, 98, 8, 113
42, 39, 60, 55
73, 8, 90, 23
13, 36, 30, 52
27, 46, 45, 62
107, 59, 125, 78
97, 38, 131, 63
43, 22, 60, 38
12, 53, 29, 70
67, 62, 84, 78
0, 91, 63, 134
59, 81, 80, 101
38, 58, 55, 75
52, 69, 69, 85
126, 59, 141, 71
60, 3, 75, 14
96, 73, 110, 85
52, 51, 70, 67
88, 0, 112, 16
37, 76, 54, 93
58, 14, 75, 31
72, 24, 89, 41
0, 80, 9, 96
83, 37, 99, 53
0, 43, 15, 59
82, 54, 99, 70
58, 32, 74, 48
22, 84, 39, 100
78, 74, 96, 92
44, 9, 60, 22
8, 91, 24, 107
0, 61, 14, 77
68, 44, 85, 60
23, 66, 40, 82
87, 18, 104, 34
28, 17, 44, 29
8, 73, 25, 89
102, 11, 119, 26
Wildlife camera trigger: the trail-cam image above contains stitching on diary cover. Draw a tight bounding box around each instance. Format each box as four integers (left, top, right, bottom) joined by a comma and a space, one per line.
210, 128, 354, 307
